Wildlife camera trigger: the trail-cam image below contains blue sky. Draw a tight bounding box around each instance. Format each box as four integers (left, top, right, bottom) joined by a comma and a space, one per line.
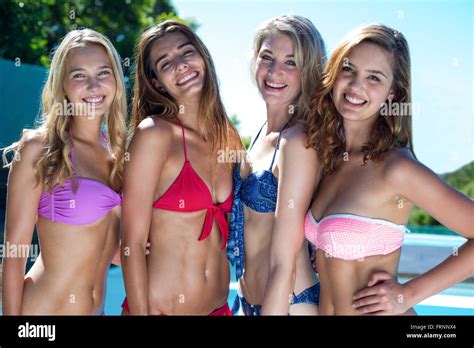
173, 0, 473, 174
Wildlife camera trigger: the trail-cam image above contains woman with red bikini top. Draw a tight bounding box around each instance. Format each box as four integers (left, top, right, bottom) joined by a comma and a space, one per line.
120, 20, 244, 315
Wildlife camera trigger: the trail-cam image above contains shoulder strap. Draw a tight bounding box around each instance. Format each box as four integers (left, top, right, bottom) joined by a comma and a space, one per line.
269, 119, 291, 170
249, 121, 267, 151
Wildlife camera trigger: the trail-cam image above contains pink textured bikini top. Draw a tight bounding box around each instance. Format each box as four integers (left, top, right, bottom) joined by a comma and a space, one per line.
304, 210, 407, 260
37, 131, 122, 225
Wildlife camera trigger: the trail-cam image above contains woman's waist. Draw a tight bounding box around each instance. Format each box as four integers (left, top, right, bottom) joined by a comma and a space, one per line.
242, 221, 273, 258
317, 251, 399, 311
22, 275, 105, 314
25, 254, 109, 294
147, 274, 229, 315
241, 265, 318, 305
239, 268, 269, 305
147, 256, 229, 287
25, 265, 107, 290
37, 250, 113, 278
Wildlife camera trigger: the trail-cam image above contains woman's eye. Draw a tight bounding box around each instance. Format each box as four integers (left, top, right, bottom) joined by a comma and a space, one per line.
161, 62, 170, 70
98, 70, 111, 77
342, 66, 353, 73
368, 75, 381, 82
262, 55, 272, 61
286, 60, 296, 66
184, 50, 194, 56
73, 73, 85, 79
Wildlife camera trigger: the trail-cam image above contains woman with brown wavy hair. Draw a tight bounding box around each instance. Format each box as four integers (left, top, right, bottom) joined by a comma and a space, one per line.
2, 29, 127, 315
263, 24, 473, 315
120, 20, 243, 315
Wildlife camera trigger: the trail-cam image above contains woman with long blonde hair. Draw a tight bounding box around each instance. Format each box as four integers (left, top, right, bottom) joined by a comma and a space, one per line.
2, 28, 127, 315
120, 20, 243, 315
263, 24, 473, 315
228, 15, 326, 315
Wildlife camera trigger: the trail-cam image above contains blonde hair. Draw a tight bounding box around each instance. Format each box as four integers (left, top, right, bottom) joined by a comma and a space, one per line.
251, 15, 327, 121
2, 29, 127, 192
306, 24, 414, 175
131, 20, 243, 166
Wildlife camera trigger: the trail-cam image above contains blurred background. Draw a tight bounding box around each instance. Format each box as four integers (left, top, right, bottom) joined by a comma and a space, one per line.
0, 0, 472, 315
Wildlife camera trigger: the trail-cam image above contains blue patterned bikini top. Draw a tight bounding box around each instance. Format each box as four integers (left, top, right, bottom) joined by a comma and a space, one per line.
227, 120, 290, 280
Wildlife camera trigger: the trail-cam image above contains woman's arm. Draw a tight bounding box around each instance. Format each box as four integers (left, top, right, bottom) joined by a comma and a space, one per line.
109, 200, 149, 268
121, 118, 171, 315
2, 137, 44, 315
353, 152, 474, 314
111, 241, 150, 266
261, 128, 321, 315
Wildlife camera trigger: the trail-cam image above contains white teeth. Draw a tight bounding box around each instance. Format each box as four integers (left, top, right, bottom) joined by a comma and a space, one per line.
345, 94, 365, 105
178, 72, 198, 85
84, 96, 104, 103
266, 80, 287, 88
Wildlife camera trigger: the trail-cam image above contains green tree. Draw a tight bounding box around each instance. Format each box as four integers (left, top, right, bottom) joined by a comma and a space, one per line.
0, 0, 197, 68
229, 114, 240, 130
229, 113, 251, 149
408, 161, 473, 225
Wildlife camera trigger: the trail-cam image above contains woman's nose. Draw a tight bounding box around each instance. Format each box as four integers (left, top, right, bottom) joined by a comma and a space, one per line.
87, 75, 101, 91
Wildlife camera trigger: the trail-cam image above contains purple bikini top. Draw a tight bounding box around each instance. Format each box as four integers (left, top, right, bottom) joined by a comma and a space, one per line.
37, 131, 122, 225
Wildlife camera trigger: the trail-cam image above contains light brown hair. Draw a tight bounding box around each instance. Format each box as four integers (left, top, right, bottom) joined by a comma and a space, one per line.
306, 24, 414, 175
131, 20, 243, 165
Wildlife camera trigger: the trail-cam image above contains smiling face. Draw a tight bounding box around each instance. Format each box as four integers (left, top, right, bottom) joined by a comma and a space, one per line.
149, 31, 205, 103
255, 32, 301, 107
332, 42, 395, 123
63, 43, 116, 117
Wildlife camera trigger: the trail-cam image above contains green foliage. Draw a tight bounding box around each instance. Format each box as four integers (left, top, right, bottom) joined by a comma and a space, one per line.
440, 161, 474, 195
241, 136, 251, 150
0, 0, 198, 69
409, 161, 473, 225
408, 206, 440, 226
229, 113, 251, 149
229, 114, 240, 129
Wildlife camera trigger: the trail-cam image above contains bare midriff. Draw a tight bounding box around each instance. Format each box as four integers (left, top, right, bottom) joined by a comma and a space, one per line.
316, 248, 401, 315
22, 208, 120, 315
147, 209, 230, 315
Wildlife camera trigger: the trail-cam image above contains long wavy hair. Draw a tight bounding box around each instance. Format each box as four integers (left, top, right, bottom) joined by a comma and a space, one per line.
306, 24, 414, 175
251, 15, 327, 122
2, 29, 127, 192
131, 20, 243, 167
